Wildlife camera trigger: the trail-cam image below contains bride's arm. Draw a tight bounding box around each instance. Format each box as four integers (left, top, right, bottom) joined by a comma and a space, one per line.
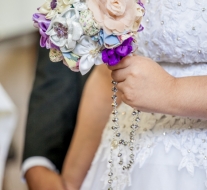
110, 55, 207, 119
61, 64, 121, 189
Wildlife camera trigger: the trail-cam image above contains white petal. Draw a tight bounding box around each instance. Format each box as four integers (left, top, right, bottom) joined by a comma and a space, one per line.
61, 35, 76, 52
73, 45, 88, 56
72, 22, 83, 40
79, 55, 95, 75
73, 36, 94, 56
73, 2, 87, 11
61, 7, 76, 18
50, 35, 66, 47
46, 29, 56, 36
95, 53, 103, 65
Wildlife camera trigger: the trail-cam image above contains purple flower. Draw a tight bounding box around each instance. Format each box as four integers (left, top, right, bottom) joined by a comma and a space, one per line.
102, 37, 133, 66
33, 13, 58, 49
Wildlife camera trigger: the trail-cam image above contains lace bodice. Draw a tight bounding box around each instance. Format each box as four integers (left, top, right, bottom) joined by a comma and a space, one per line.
137, 0, 207, 64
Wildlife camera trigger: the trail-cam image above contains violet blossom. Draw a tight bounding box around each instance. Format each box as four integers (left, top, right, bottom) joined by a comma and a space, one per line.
102, 37, 133, 66
33, 13, 58, 49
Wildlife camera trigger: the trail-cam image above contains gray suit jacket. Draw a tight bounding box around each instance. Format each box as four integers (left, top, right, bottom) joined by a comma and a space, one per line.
22, 44, 90, 172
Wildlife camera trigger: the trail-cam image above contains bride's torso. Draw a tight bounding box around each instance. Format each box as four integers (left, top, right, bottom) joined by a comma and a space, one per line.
81, 0, 207, 189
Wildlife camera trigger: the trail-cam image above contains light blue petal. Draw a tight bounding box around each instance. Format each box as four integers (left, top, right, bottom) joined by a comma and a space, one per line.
63, 52, 72, 59
99, 30, 121, 46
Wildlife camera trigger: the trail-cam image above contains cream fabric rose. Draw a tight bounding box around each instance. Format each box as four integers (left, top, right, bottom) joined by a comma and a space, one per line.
63, 0, 75, 5
86, 0, 144, 34
133, 4, 145, 31
39, 0, 77, 19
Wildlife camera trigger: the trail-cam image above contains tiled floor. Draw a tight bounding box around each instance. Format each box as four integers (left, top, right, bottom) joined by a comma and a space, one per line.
0, 33, 38, 190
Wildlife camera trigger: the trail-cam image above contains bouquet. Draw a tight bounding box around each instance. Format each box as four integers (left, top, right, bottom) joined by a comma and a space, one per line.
33, 0, 145, 75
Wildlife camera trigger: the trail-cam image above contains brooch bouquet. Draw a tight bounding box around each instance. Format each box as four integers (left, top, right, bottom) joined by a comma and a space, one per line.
33, 0, 145, 75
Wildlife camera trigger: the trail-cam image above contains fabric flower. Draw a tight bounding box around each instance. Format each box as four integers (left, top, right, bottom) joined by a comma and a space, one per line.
49, 48, 63, 62
102, 37, 133, 66
86, 0, 145, 34
38, 0, 76, 19
63, 0, 76, 5
79, 9, 101, 36
46, 7, 83, 52
73, 1, 88, 11
33, 13, 58, 49
63, 52, 80, 72
99, 30, 121, 49
72, 35, 102, 75
117, 32, 135, 43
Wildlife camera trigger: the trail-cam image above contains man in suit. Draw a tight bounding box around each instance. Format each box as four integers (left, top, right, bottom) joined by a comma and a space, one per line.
22, 44, 89, 190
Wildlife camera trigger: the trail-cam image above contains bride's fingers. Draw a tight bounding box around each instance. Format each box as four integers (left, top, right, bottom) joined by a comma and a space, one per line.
111, 66, 131, 82
116, 82, 124, 94
117, 80, 136, 107
108, 56, 132, 71
117, 82, 131, 105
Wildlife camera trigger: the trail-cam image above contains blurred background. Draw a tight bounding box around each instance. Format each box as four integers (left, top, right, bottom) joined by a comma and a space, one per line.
0, 0, 43, 189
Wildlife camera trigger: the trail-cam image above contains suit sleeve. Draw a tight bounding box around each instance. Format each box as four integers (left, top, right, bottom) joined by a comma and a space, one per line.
22, 45, 89, 172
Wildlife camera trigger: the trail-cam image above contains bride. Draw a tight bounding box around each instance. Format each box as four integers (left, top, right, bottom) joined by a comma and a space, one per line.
61, 0, 207, 189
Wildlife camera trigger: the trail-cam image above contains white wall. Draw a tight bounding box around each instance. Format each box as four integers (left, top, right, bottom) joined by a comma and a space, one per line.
0, 0, 43, 40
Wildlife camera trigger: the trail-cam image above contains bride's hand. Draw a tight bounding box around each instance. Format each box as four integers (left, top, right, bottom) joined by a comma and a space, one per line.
108, 55, 176, 114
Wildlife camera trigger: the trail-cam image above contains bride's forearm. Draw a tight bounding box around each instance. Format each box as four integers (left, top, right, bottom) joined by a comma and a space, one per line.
62, 65, 121, 189
169, 75, 207, 119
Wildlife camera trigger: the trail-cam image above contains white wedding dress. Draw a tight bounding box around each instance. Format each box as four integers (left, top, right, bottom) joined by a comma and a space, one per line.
81, 0, 207, 189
